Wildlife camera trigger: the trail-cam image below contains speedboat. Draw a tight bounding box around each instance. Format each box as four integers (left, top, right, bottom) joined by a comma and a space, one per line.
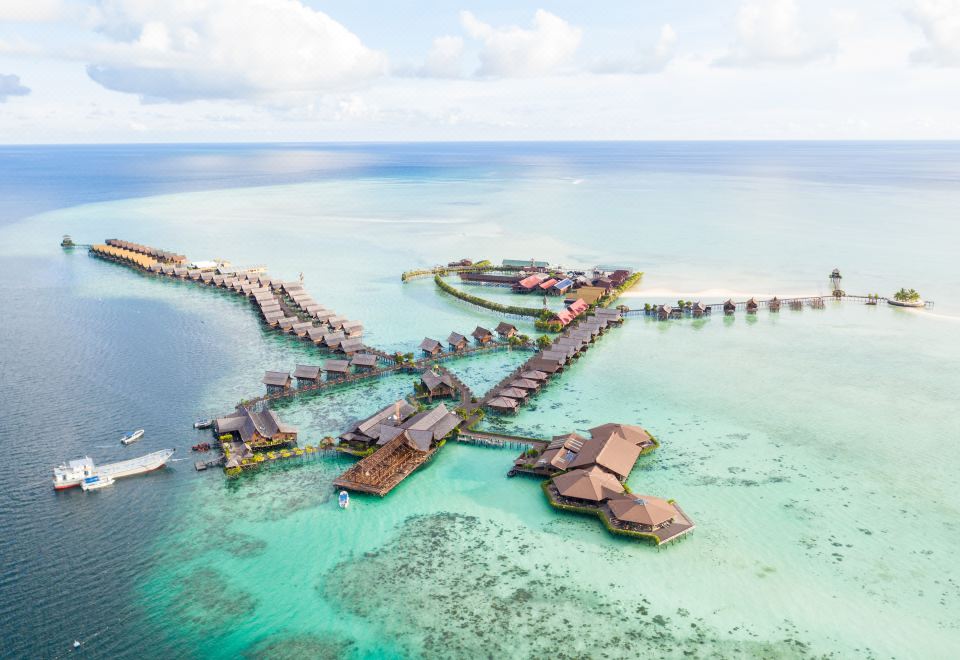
338, 490, 350, 509
193, 419, 213, 429
81, 474, 115, 491
121, 429, 145, 445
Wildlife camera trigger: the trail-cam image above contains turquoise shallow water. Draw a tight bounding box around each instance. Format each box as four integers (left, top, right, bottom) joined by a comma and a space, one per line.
1, 143, 959, 658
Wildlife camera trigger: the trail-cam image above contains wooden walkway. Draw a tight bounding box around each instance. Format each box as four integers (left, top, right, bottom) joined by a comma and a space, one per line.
454, 430, 548, 450
623, 292, 934, 317
243, 342, 520, 409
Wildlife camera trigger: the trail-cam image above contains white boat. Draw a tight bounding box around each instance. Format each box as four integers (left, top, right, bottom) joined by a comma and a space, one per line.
338, 490, 350, 509
81, 474, 115, 491
53, 448, 175, 490
193, 419, 213, 429
120, 429, 145, 445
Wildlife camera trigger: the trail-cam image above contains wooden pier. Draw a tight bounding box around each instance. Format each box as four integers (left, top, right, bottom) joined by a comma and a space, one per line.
455, 430, 548, 450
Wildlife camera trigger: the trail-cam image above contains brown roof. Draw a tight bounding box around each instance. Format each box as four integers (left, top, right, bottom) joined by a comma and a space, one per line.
447, 332, 467, 346
323, 359, 350, 373
487, 396, 519, 411
589, 423, 652, 448
472, 326, 493, 340
262, 371, 291, 387
510, 378, 539, 390
350, 353, 377, 368
525, 359, 561, 374
553, 466, 624, 502
521, 370, 549, 381
495, 322, 517, 335
607, 494, 678, 527
421, 370, 454, 392
498, 387, 527, 400
293, 364, 321, 380
567, 432, 641, 479
420, 337, 442, 352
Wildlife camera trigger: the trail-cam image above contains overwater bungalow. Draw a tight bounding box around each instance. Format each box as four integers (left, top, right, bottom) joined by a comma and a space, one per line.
350, 353, 378, 371
525, 358, 562, 374
487, 396, 520, 413
723, 299, 736, 315
521, 370, 549, 382
552, 466, 624, 504
746, 298, 759, 314
513, 274, 545, 293
769, 296, 781, 312
692, 301, 707, 317
498, 387, 528, 401
293, 364, 322, 386
342, 321, 364, 338
472, 326, 494, 345
539, 350, 567, 366
420, 337, 443, 357
324, 359, 350, 378
447, 332, 468, 351
278, 317, 298, 331
312, 309, 335, 322
510, 378, 539, 391
291, 321, 314, 337
339, 338, 364, 355
398, 403, 460, 443
657, 304, 673, 321
200, 272, 214, 284
496, 322, 518, 338
305, 326, 326, 344
539, 278, 558, 292
421, 370, 456, 400
263, 312, 285, 326
328, 316, 348, 330
594, 307, 623, 324
262, 371, 292, 393
324, 331, 345, 350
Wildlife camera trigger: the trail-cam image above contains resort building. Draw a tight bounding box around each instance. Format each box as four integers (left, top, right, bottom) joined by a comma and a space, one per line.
293, 364, 321, 387
566, 286, 606, 306
350, 354, 378, 371
420, 337, 443, 357
606, 493, 682, 532
487, 397, 520, 413
495, 322, 517, 338
262, 371, 292, 394
447, 332, 468, 351
339, 400, 416, 446
420, 370, 456, 400
724, 299, 736, 315
472, 326, 494, 344
214, 407, 298, 448
746, 298, 759, 314
552, 466, 624, 503
324, 359, 350, 379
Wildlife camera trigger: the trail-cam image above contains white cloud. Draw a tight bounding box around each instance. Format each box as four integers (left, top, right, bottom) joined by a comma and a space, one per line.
421, 35, 465, 78
0, 73, 31, 101
906, 0, 960, 65
590, 24, 677, 74
716, 0, 840, 66
0, 0, 66, 22
84, 0, 388, 102
460, 9, 581, 77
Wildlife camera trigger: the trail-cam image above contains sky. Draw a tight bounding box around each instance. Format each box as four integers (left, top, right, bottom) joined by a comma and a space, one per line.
0, 0, 958, 142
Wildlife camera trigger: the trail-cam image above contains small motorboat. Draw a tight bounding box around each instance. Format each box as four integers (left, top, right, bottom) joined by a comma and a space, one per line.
193, 419, 213, 429
338, 490, 350, 509
120, 429, 145, 445
191, 442, 211, 452
81, 474, 115, 491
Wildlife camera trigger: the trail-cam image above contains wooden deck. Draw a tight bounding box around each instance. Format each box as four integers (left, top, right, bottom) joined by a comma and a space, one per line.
332, 433, 438, 496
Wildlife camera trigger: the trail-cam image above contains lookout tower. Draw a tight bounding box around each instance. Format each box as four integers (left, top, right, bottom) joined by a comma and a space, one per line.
830, 268, 844, 297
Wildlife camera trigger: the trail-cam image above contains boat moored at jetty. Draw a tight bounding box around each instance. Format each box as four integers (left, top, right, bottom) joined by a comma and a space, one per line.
338, 490, 350, 509
53, 449, 175, 490
193, 419, 213, 429
120, 429, 144, 445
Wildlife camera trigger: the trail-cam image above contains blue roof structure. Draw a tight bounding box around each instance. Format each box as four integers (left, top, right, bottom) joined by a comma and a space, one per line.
553, 278, 574, 290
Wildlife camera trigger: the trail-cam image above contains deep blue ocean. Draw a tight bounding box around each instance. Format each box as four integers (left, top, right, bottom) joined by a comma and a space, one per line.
1, 142, 959, 659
